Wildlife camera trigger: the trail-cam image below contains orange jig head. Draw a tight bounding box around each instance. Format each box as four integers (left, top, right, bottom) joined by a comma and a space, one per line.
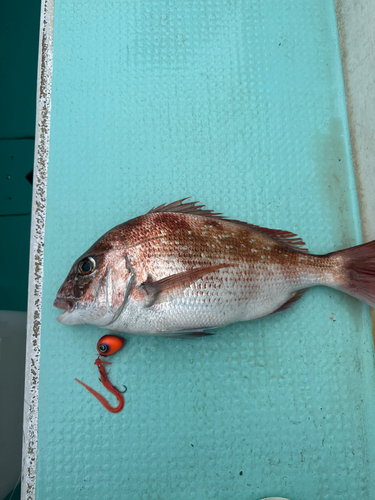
97, 334, 125, 357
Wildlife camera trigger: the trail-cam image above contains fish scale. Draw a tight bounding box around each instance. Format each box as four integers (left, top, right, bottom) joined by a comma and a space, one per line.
54, 199, 375, 336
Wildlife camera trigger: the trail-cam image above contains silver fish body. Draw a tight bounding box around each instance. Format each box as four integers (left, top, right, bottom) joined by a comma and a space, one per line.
54, 199, 375, 336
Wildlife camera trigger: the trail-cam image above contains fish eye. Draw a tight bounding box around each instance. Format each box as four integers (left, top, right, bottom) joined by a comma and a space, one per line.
97, 335, 125, 357
78, 256, 96, 276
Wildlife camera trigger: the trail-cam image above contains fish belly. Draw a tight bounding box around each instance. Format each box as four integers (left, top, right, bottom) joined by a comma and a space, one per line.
105, 263, 315, 335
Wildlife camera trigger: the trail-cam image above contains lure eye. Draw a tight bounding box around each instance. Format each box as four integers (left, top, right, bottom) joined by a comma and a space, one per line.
78, 256, 96, 276
98, 343, 109, 354
97, 335, 125, 357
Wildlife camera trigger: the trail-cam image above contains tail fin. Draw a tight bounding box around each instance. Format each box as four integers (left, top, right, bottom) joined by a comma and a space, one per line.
331, 240, 375, 308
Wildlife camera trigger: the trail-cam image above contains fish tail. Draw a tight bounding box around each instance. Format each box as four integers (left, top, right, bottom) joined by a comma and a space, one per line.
329, 239, 375, 308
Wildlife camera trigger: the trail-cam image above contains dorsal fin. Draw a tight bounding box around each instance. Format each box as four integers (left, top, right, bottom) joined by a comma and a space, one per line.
148, 198, 223, 218
236, 223, 309, 253
148, 198, 309, 253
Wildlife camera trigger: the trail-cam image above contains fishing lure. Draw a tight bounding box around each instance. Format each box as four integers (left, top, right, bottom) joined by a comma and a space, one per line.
75, 357, 126, 413
97, 334, 125, 357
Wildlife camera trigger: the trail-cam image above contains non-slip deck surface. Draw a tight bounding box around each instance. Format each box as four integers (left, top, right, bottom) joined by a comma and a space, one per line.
35, 1, 375, 498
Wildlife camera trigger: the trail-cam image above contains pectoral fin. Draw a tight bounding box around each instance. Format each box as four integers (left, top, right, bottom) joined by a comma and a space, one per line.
140, 264, 230, 306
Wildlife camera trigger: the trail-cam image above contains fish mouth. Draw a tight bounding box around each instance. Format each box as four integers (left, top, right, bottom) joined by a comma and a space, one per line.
53, 297, 79, 324
53, 297, 76, 312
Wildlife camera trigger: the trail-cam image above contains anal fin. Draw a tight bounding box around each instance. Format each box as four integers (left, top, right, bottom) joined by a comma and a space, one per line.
272, 288, 309, 314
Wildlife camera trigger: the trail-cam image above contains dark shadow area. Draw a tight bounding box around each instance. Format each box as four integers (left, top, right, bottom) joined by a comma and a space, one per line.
0, 0, 41, 498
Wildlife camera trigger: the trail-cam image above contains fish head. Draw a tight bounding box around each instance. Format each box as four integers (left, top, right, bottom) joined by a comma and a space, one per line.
54, 239, 131, 327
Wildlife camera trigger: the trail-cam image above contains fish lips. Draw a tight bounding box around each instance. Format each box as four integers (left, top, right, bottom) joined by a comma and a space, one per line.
53, 297, 79, 324
54, 297, 75, 311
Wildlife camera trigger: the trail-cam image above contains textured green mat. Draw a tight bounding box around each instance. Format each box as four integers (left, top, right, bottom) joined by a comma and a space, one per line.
35, 0, 375, 498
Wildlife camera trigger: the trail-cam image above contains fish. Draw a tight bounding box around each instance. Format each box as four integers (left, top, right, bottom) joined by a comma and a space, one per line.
54, 198, 375, 337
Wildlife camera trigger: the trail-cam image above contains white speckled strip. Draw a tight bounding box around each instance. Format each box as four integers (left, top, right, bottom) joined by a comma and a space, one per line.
21, 1, 55, 499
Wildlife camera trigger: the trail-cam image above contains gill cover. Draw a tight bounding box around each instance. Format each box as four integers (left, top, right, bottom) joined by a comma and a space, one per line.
55, 251, 133, 327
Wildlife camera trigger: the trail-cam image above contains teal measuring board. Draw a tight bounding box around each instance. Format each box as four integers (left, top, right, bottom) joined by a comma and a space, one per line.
32, 0, 375, 498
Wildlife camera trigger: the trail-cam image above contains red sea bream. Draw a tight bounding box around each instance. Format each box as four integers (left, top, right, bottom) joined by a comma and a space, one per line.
54, 199, 375, 336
